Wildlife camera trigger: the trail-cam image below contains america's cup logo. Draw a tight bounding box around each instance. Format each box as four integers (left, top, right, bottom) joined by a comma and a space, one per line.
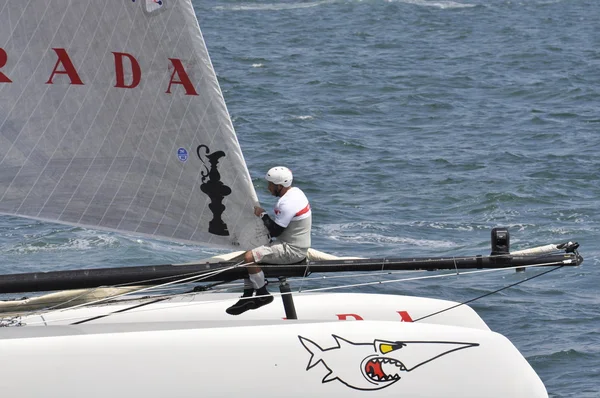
197, 145, 231, 236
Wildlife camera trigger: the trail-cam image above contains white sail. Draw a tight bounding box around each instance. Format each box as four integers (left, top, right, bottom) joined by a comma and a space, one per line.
0, 0, 268, 249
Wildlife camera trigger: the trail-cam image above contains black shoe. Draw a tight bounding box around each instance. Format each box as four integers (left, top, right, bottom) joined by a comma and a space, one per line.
252, 286, 274, 310
251, 294, 274, 309
226, 297, 256, 316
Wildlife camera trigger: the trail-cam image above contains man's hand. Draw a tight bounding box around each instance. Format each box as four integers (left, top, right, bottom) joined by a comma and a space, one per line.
254, 206, 266, 217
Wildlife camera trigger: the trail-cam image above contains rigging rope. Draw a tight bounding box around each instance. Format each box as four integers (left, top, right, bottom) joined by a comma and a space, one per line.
412, 264, 565, 322
293, 260, 566, 293
19, 260, 251, 325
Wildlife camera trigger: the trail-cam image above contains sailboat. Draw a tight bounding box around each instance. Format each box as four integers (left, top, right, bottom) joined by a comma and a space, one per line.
0, 1, 582, 397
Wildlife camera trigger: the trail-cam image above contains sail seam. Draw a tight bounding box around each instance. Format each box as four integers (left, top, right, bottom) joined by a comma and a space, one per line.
80, 3, 147, 226
5, 0, 91, 211
95, 2, 153, 228
115, 3, 179, 232
135, 12, 190, 234
0, 0, 36, 94
39, 1, 122, 221
0, 0, 59, 179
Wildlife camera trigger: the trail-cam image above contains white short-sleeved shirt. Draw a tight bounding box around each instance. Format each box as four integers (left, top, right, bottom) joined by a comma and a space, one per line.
273, 187, 311, 228
271, 187, 312, 250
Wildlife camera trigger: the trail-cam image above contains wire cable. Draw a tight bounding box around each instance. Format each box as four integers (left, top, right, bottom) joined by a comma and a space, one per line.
412, 265, 565, 322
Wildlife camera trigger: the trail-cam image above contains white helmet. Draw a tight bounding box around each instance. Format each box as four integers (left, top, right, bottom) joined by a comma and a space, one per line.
265, 166, 293, 187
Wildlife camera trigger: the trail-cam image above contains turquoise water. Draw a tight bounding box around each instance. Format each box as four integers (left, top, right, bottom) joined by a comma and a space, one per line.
1, 1, 599, 396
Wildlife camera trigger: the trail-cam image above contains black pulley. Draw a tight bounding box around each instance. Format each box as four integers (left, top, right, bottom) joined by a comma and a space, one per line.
491, 227, 510, 255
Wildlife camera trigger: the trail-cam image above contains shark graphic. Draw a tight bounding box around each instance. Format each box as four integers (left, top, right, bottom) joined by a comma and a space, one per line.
298, 335, 479, 391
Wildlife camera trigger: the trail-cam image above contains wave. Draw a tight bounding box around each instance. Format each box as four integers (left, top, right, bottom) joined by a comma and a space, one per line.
530, 348, 596, 363
327, 231, 458, 248
4, 232, 120, 254
214, 0, 337, 12
215, 0, 476, 12
389, 0, 476, 9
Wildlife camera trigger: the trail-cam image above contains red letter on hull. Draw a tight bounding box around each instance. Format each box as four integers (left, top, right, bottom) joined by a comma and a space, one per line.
46, 48, 84, 85
336, 313, 364, 321
113, 52, 141, 89
165, 58, 198, 96
398, 311, 413, 322
0, 48, 11, 83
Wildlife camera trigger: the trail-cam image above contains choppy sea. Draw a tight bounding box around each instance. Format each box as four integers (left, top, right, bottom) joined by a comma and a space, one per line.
0, 0, 598, 396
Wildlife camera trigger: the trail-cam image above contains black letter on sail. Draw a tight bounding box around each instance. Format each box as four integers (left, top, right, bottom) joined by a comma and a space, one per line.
197, 145, 231, 236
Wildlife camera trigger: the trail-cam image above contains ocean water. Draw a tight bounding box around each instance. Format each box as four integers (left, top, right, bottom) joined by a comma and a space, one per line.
1, 0, 599, 396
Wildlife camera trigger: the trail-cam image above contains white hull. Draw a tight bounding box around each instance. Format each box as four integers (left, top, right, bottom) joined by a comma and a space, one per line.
0, 292, 547, 397
0, 319, 546, 397
16, 292, 489, 330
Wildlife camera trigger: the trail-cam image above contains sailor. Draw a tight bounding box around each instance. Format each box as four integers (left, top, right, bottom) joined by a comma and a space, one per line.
226, 166, 312, 315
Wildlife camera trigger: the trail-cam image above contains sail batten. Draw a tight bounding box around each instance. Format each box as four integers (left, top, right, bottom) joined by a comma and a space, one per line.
0, 0, 268, 249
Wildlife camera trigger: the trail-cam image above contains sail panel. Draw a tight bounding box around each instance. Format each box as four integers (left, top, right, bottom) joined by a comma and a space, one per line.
0, 0, 268, 249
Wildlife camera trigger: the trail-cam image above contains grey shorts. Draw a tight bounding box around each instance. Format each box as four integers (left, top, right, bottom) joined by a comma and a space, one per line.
252, 242, 307, 264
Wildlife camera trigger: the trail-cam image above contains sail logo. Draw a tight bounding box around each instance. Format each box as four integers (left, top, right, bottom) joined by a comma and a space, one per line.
0, 48, 198, 95
197, 145, 231, 237
177, 148, 188, 162
298, 335, 478, 391
132, 0, 167, 15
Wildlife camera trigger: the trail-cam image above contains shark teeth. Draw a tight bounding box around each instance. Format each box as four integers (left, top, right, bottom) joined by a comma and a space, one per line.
365, 357, 405, 382
367, 374, 401, 382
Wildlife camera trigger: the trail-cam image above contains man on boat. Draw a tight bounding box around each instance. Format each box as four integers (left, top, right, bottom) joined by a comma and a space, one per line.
226, 166, 312, 315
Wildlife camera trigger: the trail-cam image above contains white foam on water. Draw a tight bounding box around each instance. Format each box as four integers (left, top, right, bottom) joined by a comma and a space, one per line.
388, 0, 476, 9
329, 232, 458, 248
118, 234, 225, 259
7, 233, 120, 254
215, 0, 337, 12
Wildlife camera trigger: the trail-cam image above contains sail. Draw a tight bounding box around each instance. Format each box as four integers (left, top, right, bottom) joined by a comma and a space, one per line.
0, 0, 268, 249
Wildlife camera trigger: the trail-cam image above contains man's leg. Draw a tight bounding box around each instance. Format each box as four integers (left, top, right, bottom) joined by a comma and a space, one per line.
246, 252, 273, 310
240, 251, 256, 297
225, 251, 260, 315
226, 250, 273, 315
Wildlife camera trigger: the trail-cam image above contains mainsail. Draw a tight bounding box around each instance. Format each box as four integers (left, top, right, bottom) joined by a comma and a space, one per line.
0, 0, 268, 249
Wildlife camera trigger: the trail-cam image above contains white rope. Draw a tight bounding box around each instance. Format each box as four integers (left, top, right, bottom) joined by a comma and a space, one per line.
287, 260, 567, 294
453, 257, 459, 275
24, 289, 269, 326
299, 269, 427, 282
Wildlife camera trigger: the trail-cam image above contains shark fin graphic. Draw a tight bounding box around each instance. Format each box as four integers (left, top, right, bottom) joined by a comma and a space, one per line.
299, 336, 339, 384
332, 334, 356, 348
298, 336, 325, 370
322, 370, 337, 383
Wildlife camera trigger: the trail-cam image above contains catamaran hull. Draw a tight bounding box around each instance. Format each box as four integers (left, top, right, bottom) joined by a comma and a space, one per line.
0, 320, 546, 398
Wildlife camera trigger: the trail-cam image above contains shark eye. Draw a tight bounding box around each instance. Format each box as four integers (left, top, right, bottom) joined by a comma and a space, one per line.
378, 342, 406, 354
